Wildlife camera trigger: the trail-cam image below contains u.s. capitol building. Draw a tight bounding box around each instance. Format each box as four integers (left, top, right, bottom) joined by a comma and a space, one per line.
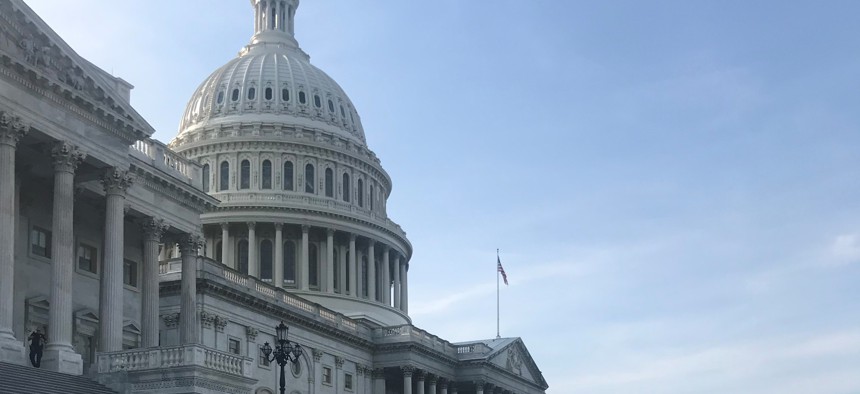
0, 1, 549, 393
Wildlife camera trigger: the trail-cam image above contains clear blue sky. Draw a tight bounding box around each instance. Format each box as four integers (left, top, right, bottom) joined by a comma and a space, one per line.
25, 1, 860, 392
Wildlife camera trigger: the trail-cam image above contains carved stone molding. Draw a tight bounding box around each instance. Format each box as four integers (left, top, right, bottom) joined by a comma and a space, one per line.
141, 217, 169, 242
200, 310, 216, 329
428, 375, 438, 385
178, 233, 204, 253
334, 356, 344, 369
356, 364, 365, 376
371, 368, 385, 380
401, 365, 415, 378
101, 168, 135, 196
50, 141, 86, 173
312, 348, 323, 362
0, 110, 30, 147
162, 313, 180, 328
214, 315, 228, 332
415, 369, 426, 381
245, 326, 258, 341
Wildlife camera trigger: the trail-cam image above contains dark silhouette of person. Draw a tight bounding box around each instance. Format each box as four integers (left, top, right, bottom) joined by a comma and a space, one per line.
27, 329, 46, 368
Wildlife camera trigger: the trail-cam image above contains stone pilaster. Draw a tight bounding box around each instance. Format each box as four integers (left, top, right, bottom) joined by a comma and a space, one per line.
0, 111, 28, 365
372, 368, 386, 394
326, 228, 335, 293
300, 224, 310, 290
43, 141, 85, 375
402, 365, 415, 394
141, 217, 168, 348
349, 234, 357, 297
247, 222, 256, 277
274, 223, 283, 287
179, 234, 203, 344
98, 168, 134, 352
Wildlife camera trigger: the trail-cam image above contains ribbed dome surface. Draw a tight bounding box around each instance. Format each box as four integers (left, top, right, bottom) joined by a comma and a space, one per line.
176, 43, 366, 146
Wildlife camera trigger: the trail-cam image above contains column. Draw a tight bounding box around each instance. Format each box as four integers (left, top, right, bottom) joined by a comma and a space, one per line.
428, 376, 437, 394
475, 380, 486, 394
393, 254, 401, 309
326, 229, 335, 293
43, 141, 85, 375
368, 242, 376, 302
401, 261, 409, 313
274, 223, 283, 287
300, 225, 310, 290
450, 382, 458, 394
247, 222, 257, 277
348, 234, 357, 297
141, 218, 167, 348
338, 245, 347, 294
402, 365, 415, 394
179, 234, 203, 344
0, 111, 28, 364
372, 368, 386, 394
382, 246, 390, 306
98, 168, 134, 352
220, 222, 230, 267
416, 370, 426, 394
440, 379, 449, 394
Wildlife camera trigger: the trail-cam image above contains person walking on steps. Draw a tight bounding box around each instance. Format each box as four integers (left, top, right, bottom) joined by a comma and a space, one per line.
27, 328, 46, 368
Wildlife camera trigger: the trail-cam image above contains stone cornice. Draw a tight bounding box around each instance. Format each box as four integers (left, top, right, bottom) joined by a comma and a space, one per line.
373, 342, 459, 367
160, 276, 375, 350
0, 0, 152, 143
129, 161, 217, 214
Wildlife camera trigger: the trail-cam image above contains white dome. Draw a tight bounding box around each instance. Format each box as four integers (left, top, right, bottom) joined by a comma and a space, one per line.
175, 9, 366, 147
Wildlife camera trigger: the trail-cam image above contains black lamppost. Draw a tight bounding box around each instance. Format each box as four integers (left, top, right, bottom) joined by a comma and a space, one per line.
261, 321, 303, 394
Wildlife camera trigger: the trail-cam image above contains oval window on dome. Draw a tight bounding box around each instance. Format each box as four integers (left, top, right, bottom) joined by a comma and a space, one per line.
299, 91, 306, 104
217, 91, 224, 104
328, 99, 335, 113
231, 89, 239, 102
265, 87, 273, 100
247, 87, 256, 100
314, 95, 322, 108
282, 88, 290, 101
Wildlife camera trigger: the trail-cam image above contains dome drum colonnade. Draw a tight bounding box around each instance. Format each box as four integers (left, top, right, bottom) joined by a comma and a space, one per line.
170, 0, 413, 324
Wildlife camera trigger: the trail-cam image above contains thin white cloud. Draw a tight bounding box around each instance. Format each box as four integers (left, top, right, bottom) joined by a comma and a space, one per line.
830, 233, 860, 266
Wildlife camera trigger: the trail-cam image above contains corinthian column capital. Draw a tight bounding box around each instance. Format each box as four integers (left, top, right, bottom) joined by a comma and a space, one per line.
178, 233, 204, 253
101, 168, 135, 195
51, 141, 86, 173
0, 110, 30, 147
401, 364, 415, 377
141, 217, 169, 242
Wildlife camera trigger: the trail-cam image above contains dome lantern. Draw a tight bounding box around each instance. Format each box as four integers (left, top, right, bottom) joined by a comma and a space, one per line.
247, 0, 301, 51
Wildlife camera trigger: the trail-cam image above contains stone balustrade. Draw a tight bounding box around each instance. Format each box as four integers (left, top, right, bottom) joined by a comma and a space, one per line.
131, 138, 202, 188
96, 344, 252, 378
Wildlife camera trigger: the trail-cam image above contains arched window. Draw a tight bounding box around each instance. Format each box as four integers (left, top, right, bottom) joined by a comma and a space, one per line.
340, 105, 346, 118
361, 255, 368, 297
370, 184, 375, 211
217, 91, 224, 104
219, 161, 229, 191
324, 168, 334, 198
357, 178, 364, 207
298, 91, 306, 104
261, 160, 272, 189
314, 94, 322, 108
283, 241, 296, 285
237, 240, 249, 275
283, 161, 294, 191
328, 99, 335, 113
345, 250, 351, 294
231, 88, 240, 102
215, 241, 223, 264
265, 87, 273, 101
304, 164, 315, 194
202, 164, 210, 192
309, 244, 319, 287
240, 160, 250, 189
342, 173, 351, 202
247, 87, 256, 100
260, 240, 273, 281
282, 88, 290, 102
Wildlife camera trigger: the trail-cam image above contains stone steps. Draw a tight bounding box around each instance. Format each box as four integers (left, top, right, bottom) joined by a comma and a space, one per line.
0, 362, 116, 394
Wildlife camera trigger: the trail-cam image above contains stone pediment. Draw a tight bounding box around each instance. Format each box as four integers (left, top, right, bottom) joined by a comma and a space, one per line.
485, 338, 549, 389
0, 0, 153, 142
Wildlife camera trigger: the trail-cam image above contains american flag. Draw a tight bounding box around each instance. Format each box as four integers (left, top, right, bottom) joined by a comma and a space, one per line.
497, 256, 508, 285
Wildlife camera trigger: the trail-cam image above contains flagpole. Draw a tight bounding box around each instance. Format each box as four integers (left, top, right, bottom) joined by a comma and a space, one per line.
496, 248, 500, 339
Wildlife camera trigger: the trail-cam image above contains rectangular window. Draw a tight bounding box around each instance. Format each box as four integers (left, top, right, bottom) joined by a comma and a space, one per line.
77, 244, 98, 274
322, 367, 332, 384
344, 373, 353, 390
260, 348, 270, 367
30, 227, 51, 258
123, 259, 138, 287
228, 338, 241, 355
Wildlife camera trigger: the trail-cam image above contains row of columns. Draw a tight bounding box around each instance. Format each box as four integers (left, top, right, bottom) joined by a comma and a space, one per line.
387, 367, 517, 394
217, 222, 410, 313
0, 114, 203, 373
